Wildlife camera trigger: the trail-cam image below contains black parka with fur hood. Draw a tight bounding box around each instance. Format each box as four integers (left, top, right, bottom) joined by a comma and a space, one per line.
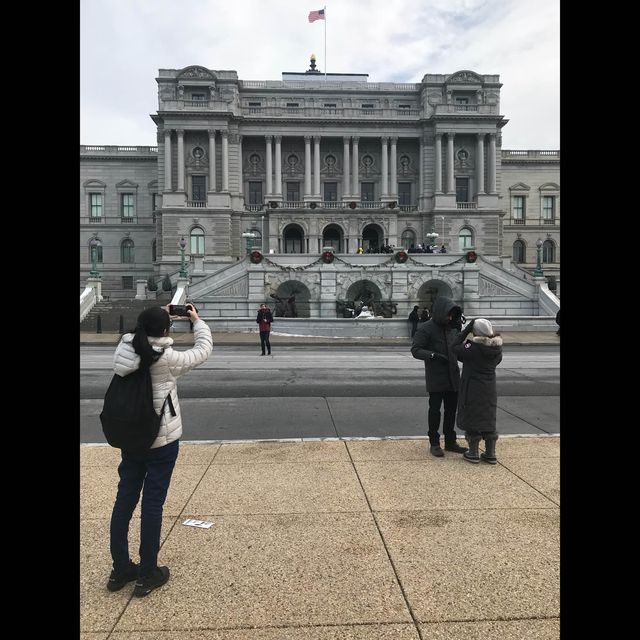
410, 297, 463, 392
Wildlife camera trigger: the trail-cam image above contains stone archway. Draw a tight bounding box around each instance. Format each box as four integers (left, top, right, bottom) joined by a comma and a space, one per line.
361, 224, 384, 252
271, 280, 311, 317
282, 224, 305, 253
322, 224, 344, 252
416, 279, 453, 313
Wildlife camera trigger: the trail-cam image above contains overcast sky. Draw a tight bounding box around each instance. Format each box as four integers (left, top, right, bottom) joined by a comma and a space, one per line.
80, 0, 559, 149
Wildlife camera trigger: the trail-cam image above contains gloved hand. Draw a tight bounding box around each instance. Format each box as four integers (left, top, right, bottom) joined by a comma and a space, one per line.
461, 318, 475, 336
430, 352, 449, 362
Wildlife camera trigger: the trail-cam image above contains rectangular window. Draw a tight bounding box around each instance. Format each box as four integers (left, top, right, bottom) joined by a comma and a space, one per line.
121, 193, 135, 219
398, 104, 411, 109
89, 193, 102, 218
324, 182, 337, 202
192, 175, 206, 201
192, 93, 205, 101
398, 182, 411, 205
152, 193, 158, 211
361, 182, 375, 202
286, 182, 300, 202
324, 103, 337, 114
122, 276, 134, 290
542, 195, 555, 221
249, 181, 263, 205
286, 102, 300, 113
361, 103, 375, 114
455, 97, 469, 104
248, 101, 261, 113
455, 177, 469, 203
512, 195, 525, 222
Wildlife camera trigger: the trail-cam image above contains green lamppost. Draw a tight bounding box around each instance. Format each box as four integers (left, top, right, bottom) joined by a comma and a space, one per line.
533, 238, 544, 277
89, 237, 100, 277
178, 236, 188, 277
241, 230, 257, 255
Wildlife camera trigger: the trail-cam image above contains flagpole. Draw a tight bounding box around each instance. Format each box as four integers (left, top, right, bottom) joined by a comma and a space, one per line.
324, 6, 327, 81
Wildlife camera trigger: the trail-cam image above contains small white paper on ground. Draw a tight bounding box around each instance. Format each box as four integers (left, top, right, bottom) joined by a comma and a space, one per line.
182, 518, 213, 529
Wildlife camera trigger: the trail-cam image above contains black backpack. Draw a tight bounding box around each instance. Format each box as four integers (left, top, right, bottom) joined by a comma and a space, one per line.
100, 364, 175, 453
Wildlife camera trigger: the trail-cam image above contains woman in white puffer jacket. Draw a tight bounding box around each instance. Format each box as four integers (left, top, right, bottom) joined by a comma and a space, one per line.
107, 304, 212, 598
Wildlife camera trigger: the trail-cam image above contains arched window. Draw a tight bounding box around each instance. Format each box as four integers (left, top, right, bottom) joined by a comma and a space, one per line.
512, 240, 526, 263
542, 240, 555, 263
458, 227, 473, 252
121, 239, 135, 264
88, 239, 103, 263
401, 229, 416, 249
190, 227, 205, 255
151, 239, 157, 262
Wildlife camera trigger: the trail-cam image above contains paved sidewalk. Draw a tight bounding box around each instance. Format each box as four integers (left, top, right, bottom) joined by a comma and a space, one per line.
80, 436, 560, 639
81, 330, 560, 347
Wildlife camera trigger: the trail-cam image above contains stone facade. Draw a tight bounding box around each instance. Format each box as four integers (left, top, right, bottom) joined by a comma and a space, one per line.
80, 62, 559, 306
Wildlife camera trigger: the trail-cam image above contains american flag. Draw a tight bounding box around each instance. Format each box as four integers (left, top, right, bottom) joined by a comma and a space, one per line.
308, 8, 325, 23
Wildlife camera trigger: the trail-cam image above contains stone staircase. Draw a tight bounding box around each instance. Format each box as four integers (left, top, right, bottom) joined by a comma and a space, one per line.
80, 293, 172, 332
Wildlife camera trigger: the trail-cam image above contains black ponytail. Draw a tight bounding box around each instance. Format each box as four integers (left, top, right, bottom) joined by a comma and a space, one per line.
131, 307, 170, 368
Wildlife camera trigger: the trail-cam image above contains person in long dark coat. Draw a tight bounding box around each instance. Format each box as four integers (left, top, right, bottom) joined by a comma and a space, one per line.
408, 305, 420, 337
451, 318, 503, 464
411, 296, 468, 457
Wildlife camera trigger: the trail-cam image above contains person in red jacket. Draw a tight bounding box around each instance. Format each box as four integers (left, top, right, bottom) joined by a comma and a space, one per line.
256, 303, 274, 355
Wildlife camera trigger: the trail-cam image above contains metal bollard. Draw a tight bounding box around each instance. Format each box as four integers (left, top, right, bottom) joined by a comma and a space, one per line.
96, 315, 102, 334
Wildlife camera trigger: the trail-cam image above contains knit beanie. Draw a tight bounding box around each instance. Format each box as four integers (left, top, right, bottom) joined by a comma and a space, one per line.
473, 318, 493, 337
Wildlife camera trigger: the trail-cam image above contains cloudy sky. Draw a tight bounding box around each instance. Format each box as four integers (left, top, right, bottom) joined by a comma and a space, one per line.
80, 0, 559, 149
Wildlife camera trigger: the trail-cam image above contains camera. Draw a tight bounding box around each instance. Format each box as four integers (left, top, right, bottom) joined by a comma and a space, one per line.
169, 304, 191, 317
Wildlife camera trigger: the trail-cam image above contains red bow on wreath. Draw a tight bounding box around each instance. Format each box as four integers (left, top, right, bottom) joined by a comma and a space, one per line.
322, 250, 335, 264
250, 250, 263, 264
466, 250, 477, 263
395, 250, 408, 263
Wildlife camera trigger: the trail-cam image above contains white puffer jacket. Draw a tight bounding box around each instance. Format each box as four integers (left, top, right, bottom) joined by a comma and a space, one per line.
112, 319, 213, 448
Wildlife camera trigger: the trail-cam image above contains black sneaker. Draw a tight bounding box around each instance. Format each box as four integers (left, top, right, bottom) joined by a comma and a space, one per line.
107, 561, 138, 592
133, 566, 170, 598
445, 442, 469, 454
430, 445, 444, 457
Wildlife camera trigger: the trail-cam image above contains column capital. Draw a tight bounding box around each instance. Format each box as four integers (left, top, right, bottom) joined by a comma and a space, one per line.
221, 130, 228, 139
381, 136, 389, 144
477, 132, 486, 140
390, 137, 398, 144
352, 136, 360, 144
313, 135, 321, 143
304, 135, 312, 143
274, 135, 282, 144
343, 136, 351, 143
435, 132, 443, 140
447, 132, 455, 140
488, 132, 497, 140
265, 135, 273, 143
207, 128, 216, 137
163, 129, 173, 138
175, 129, 185, 137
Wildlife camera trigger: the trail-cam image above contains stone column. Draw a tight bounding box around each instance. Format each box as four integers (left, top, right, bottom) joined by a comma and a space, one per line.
304, 136, 312, 197
176, 129, 185, 191
313, 136, 321, 197
265, 136, 273, 195
419, 134, 424, 197
446, 132, 455, 194
274, 136, 282, 196
208, 129, 216, 192
238, 135, 243, 196
488, 133, 496, 193
352, 136, 359, 197
381, 137, 389, 197
164, 129, 172, 192
476, 133, 485, 195
390, 137, 398, 198
435, 133, 443, 193
221, 131, 229, 191
343, 137, 350, 199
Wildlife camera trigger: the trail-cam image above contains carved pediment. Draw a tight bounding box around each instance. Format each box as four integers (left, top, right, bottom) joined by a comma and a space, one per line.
509, 182, 530, 191
539, 182, 560, 191
447, 70, 483, 84
116, 179, 139, 189
178, 66, 216, 81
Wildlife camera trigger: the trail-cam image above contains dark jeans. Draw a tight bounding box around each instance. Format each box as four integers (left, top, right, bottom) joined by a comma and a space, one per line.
260, 330, 271, 354
110, 439, 179, 577
427, 390, 458, 445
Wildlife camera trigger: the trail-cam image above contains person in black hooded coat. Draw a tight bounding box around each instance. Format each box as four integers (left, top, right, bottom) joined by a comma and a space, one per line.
411, 296, 468, 457
451, 318, 503, 464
